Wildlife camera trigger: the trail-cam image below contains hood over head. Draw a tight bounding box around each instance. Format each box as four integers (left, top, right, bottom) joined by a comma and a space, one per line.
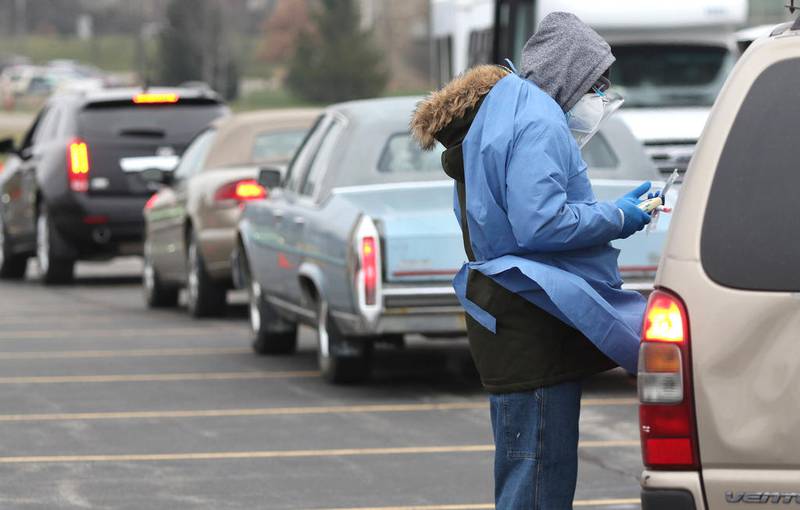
411, 65, 510, 151
520, 11, 615, 112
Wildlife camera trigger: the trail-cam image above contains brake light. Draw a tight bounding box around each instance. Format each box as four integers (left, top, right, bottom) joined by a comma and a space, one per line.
353, 216, 382, 323
144, 193, 159, 211
639, 289, 699, 470
214, 179, 267, 202
133, 93, 179, 104
67, 139, 90, 192
362, 237, 377, 305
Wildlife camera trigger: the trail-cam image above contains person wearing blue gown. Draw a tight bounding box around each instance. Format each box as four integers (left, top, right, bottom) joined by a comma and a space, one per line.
411, 12, 654, 509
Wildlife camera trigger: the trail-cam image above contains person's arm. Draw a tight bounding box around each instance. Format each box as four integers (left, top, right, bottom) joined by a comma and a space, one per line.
505, 121, 623, 252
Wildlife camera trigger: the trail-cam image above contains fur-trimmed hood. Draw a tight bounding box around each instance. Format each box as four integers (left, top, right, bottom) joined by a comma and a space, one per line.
411, 65, 510, 151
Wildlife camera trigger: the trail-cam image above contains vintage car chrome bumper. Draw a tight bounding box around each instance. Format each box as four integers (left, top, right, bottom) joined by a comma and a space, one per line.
333, 284, 467, 336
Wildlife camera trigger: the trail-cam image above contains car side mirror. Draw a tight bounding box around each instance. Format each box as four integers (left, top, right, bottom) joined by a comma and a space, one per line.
140, 167, 173, 186
258, 166, 282, 190
0, 138, 15, 154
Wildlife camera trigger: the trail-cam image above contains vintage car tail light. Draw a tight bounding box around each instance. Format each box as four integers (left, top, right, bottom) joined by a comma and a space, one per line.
353, 215, 382, 324
361, 236, 377, 305
214, 179, 267, 203
144, 193, 159, 211
639, 289, 699, 470
67, 138, 90, 192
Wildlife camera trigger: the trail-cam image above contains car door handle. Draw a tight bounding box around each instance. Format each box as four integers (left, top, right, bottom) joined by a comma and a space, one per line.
273, 210, 285, 220
293, 216, 306, 226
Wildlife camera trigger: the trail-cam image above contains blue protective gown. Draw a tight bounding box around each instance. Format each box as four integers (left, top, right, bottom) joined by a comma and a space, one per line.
453, 73, 646, 374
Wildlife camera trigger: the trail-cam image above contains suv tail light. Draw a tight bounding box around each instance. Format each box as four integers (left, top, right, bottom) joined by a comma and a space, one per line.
214, 179, 267, 203
67, 138, 90, 192
353, 215, 382, 324
639, 289, 699, 470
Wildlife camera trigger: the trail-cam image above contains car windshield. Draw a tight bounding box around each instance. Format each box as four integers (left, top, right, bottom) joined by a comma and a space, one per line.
252, 129, 308, 162
609, 44, 734, 108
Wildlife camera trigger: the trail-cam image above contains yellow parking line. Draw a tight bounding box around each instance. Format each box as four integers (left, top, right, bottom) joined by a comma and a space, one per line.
0, 370, 320, 384
307, 499, 640, 510
0, 328, 246, 340
0, 347, 251, 360
0, 442, 638, 464
0, 398, 634, 422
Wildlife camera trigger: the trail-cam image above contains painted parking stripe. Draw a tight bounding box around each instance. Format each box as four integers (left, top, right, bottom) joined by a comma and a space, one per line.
0, 398, 635, 423
0, 442, 639, 464
0, 347, 251, 360
0, 328, 247, 340
307, 499, 640, 510
0, 370, 320, 384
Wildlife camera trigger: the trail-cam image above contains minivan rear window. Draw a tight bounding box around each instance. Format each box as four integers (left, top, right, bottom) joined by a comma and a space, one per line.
701, 58, 800, 291
78, 104, 227, 141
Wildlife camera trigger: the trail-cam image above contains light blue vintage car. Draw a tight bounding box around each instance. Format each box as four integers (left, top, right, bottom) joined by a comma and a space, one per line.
234, 97, 676, 383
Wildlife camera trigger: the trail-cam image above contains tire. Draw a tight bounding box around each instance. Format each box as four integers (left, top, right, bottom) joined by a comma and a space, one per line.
143, 240, 178, 308
316, 299, 372, 384
36, 205, 74, 285
249, 279, 298, 355
0, 214, 27, 280
185, 230, 226, 317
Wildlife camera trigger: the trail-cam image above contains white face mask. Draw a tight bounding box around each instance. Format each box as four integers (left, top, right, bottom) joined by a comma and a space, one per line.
565, 89, 624, 148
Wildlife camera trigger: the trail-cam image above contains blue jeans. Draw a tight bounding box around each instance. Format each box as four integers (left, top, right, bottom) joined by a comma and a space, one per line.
490, 380, 582, 510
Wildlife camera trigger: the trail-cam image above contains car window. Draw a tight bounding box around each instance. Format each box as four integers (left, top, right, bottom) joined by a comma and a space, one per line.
173, 129, 216, 182
582, 134, 619, 169
20, 108, 47, 153
701, 58, 800, 291
252, 129, 308, 163
284, 115, 331, 193
301, 120, 344, 198
33, 106, 61, 145
378, 133, 442, 174
78, 103, 226, 141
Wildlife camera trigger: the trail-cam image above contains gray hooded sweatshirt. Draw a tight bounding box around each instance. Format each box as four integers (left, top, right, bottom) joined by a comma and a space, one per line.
520, 12, 615, 112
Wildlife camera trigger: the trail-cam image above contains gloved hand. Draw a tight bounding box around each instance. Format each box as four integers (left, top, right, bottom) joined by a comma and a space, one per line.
615, 182, 652, 239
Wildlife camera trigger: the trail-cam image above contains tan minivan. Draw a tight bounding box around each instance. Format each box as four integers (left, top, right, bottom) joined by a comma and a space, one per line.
638, 20, 800, 509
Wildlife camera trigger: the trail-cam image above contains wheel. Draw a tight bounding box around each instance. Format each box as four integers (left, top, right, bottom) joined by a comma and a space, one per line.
185, 230, 226, 317
316, 299, 372, 384
143, 240, 178, 308
249, 279, 298, 355
0, 214, 27, 280
36, 205, 74, 285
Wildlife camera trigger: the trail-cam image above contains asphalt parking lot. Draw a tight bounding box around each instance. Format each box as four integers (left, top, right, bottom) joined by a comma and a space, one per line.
0, 259, 643, 509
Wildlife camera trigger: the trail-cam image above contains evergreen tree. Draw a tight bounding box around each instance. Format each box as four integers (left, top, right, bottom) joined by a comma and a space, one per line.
286, 0, 387, 103
157, 0, 240, 100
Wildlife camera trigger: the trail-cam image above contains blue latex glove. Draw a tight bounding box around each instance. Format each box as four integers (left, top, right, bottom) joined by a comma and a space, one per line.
615, 182, 652, 239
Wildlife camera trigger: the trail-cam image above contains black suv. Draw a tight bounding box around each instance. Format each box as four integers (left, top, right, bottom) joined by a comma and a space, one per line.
0, 87, 228, 283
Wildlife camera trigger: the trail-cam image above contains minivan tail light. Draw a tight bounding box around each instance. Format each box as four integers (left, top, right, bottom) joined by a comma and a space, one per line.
353, 215, 382, 324
67, 139, 90, 192
639, 289, 699, 470
214, 179, 267, 203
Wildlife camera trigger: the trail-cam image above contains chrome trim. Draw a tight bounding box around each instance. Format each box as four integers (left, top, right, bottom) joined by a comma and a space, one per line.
333, 180, 453, 195
622, 281, 655, 291
265, 295, 315, 320
382, 286, 456, 297
382, 306, 463, 316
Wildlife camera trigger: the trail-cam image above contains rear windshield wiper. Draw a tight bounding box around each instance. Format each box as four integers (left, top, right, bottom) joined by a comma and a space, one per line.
117, 128, 166, 138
